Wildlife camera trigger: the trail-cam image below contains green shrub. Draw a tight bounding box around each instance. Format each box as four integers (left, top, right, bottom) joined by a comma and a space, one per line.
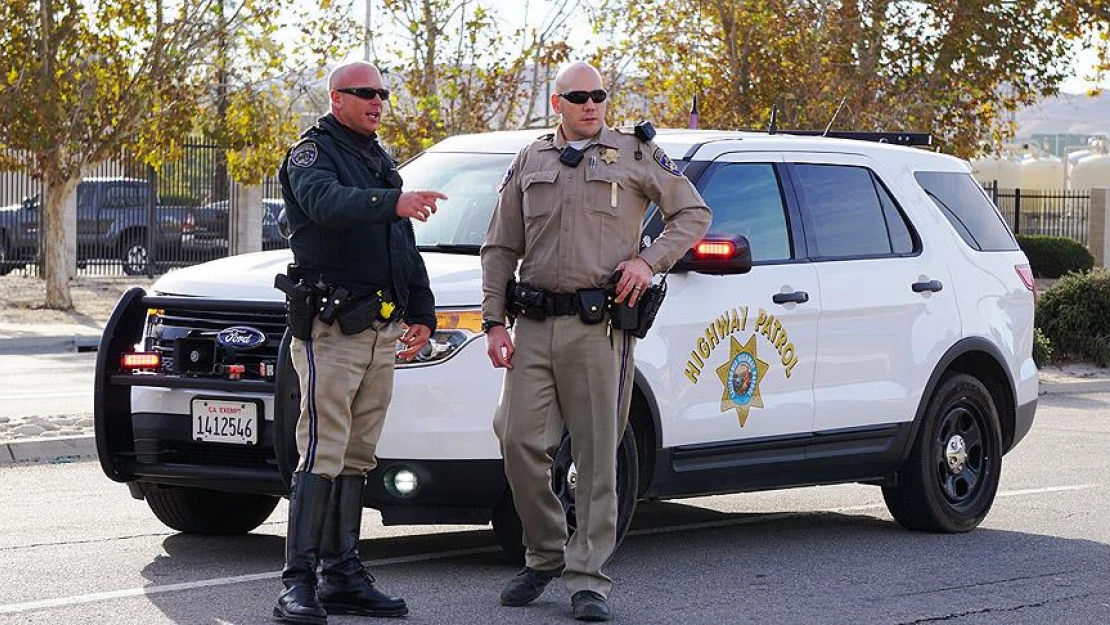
1015, 234, 1094, 279
159, 193, 203, 207
1032, 327, 1053, 367
1035, 269, 1110, 366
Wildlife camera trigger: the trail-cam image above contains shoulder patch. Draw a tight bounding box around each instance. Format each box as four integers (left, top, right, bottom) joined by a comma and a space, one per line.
289, 141, 319, 168
498, 165, 514, 192
653, 147, 681, 176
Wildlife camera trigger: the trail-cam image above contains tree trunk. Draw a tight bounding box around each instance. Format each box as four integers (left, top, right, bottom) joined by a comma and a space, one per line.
42, 175, 79, 310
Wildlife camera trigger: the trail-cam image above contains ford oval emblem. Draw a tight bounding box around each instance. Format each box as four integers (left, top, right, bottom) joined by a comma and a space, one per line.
216, 326, 267, 350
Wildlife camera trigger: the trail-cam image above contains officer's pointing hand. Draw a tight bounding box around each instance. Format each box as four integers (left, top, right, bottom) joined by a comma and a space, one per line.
397, 323, 432, 360
396, 190, 448, 222
486, 325, 514, 369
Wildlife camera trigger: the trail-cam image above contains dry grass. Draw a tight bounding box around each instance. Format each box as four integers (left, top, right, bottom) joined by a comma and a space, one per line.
0, 275, 155, 325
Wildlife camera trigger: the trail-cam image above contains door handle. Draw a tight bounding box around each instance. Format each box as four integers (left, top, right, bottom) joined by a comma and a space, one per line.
772, 291, 809, 305
911, 280, 943, 293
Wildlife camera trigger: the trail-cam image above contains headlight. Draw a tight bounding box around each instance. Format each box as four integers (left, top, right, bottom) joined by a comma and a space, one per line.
395, 307, 483, 367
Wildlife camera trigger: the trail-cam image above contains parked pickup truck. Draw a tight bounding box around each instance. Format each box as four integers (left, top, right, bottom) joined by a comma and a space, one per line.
0, 177, 193, 275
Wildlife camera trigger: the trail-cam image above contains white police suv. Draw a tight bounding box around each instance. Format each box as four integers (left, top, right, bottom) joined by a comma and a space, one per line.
94, 128, 1037, 559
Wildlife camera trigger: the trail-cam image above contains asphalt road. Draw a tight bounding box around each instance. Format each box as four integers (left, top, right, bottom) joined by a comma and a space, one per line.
0, 352, 95, 420
0, 385, 1107, 625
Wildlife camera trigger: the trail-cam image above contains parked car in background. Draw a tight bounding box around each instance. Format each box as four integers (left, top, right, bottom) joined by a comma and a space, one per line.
0, 177, 193, 276
182, 198, 287, 259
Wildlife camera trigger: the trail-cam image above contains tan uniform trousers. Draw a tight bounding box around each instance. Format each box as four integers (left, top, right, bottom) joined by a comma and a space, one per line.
290, 317, 404, 479
494, 314, 637, 598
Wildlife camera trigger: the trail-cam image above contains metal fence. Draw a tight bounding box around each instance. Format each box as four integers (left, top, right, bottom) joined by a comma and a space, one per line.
988, 184, 1090, 246
0, 142, 287, 279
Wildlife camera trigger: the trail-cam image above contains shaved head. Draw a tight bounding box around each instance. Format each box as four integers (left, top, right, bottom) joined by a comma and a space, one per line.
554, 62, 604, 94
328, 61, 382, 91
551, 61, 607, 141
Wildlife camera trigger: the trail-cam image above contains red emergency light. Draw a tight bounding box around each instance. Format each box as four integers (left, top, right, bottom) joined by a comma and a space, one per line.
121, 352, 161, 371
694, 240, 737, 258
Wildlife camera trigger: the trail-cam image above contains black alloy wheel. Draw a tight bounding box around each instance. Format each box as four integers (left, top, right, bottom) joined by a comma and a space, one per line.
883, 372, 1002, 533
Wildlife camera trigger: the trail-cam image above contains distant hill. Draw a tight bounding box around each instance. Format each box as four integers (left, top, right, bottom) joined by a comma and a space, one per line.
1016, 90, 1110, 137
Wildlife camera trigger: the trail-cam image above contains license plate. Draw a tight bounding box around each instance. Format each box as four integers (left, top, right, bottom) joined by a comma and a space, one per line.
191, 398, 259, 445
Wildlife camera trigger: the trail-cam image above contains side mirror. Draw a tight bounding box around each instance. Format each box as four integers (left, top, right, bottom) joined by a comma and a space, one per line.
671, 234, 753, 275
21, 197, 34, 210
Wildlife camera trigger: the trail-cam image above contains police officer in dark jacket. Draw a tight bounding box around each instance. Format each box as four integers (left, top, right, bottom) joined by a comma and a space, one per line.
273, 60, 447, 625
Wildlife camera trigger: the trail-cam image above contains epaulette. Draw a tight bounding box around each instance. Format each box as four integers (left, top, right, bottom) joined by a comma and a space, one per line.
537, 132, 555, 141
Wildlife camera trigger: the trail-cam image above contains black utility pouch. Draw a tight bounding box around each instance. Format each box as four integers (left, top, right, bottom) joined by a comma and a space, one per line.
608, 296, 639, 331
274, 273, 318, 341
576, 288, 608, 324
512, 282, 548, 320
337, 294, 382, 335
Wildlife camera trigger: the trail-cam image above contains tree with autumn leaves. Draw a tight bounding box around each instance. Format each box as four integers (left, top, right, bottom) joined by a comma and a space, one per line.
595, 0, 1109, 158
0, 0, 354, 308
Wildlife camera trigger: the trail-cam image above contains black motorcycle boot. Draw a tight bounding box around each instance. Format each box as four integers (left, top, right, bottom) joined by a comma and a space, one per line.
274, 472, 333, 625
318, 474, 408, 617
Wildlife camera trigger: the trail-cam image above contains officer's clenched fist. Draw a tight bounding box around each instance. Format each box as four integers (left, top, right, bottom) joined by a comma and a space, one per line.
396, 190, 448, 221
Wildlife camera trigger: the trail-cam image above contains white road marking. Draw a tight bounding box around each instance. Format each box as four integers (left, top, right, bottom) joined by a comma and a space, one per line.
0, 483, 1096, 615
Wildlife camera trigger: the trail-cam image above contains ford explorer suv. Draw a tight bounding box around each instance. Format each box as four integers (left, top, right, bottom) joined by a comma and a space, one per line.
94, 129, 1037, 561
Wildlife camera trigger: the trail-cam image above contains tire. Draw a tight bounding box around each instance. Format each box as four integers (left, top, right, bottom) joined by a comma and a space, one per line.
140, 483, 279, 535
120, 233, 149, 275
273, 329, 301, 488
491, 423, 639, 564
883, 372, 1003, 533
0, 236, 13, 276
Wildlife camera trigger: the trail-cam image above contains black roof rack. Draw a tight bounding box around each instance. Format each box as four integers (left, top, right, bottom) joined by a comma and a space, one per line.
774, 130, 933, 147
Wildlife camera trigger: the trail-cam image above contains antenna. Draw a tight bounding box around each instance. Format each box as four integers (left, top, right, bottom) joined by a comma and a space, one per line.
688, 94, 700, 129
823, 96, 848, 136
768, 105, 778, 135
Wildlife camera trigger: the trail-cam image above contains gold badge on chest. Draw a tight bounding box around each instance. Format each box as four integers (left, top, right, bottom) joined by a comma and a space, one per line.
600, 148, 620, 164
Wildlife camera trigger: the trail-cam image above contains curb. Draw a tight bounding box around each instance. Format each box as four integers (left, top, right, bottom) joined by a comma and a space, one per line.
0, 435, 97, 466
0, 334, 100, 355
1040, 378, 1110, 395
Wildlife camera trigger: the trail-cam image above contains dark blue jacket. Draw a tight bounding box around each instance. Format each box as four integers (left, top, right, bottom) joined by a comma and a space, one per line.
279, 114, 435, 331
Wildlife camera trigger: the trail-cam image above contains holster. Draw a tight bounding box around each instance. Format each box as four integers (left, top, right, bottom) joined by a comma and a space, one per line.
576, 288, 607, 325
274, 272, 319, 341
607, 281, 667, 339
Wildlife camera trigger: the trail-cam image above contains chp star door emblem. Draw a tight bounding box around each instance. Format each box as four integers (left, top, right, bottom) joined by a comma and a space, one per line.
716, 335, 770, 426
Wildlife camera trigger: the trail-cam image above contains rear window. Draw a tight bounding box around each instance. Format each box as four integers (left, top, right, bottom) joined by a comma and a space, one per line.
914, 172, 1018, 251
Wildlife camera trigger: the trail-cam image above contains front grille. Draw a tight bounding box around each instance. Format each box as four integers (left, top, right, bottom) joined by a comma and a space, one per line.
148, 307, 286, 381
167, 441, 277, 469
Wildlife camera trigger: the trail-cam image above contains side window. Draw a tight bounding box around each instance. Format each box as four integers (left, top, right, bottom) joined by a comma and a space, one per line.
914, 171, 1018, 252
699, 163, 791, 262
103, 184, 147, 208
875, 176, 916, 254
76, 184, 94, 210
793, 164, 907, 259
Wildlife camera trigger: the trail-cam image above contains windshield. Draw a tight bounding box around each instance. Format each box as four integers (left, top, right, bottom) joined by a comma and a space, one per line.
402, 151, 515, 248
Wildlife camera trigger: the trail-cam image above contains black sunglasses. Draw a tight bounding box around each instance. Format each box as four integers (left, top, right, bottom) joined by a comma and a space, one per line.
337, 87, 391, 101
558, 89, 608, 105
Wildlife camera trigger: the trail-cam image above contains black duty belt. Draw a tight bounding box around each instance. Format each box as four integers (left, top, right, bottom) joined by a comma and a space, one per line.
544, 292, 579, 317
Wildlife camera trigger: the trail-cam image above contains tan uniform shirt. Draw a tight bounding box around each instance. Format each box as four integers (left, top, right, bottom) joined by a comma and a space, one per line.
481, 125, 712, 322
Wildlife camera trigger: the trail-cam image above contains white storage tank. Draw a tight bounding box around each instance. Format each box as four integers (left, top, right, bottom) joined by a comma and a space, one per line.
971, 153, 1022, 190
1018, 154, 1064, 192
1070, 153, 1110, 191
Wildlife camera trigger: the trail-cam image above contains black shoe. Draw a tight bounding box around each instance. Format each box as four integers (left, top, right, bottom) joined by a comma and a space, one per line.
571, 590, 611, 622
319, 571, 408, 618
499, 566, 563, 606
273, 472, 333, 624
318, 474, 408, 617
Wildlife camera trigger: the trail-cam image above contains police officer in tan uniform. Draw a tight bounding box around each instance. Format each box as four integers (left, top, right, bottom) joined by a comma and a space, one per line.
481, 61, 711, 622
